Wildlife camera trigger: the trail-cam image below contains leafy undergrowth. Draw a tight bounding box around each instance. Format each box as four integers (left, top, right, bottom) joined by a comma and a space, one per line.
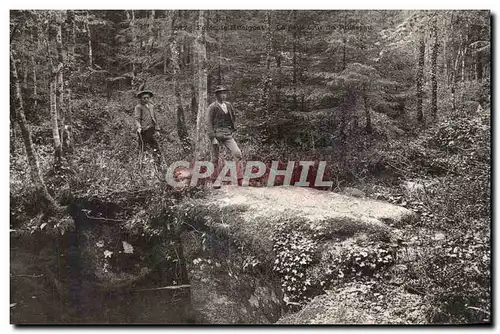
357, 107, 490, 324
10, 94, 204, 234
272, 227, 317, 306
272, 106, 490, 324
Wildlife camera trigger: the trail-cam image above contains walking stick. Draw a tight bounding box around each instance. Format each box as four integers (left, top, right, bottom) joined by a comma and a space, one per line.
137, 131, 145, 172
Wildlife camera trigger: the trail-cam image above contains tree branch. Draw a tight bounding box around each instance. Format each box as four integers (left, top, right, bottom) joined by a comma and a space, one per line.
10, 23, 19, 44
132, 284, 191, 292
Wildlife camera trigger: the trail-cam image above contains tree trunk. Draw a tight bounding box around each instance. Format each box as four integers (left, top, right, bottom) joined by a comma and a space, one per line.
451, 77, 456, 113
163, 16, 168, 76
186, 39, 191, 65
451, 47, 461, 113
50, 79, 62, 165
23, 59, 28, 92
148, 10, 155, 54
194, 10, 209, 160
416, 33, 425, 122
217, 11, 223, 85
36, 12, 42, 51
261, 10, 273, 112
32, 55, 37, 110
163, 10, 174, 75
364, 94, 372, 133
292, 12, 297, 112
45, 16, 63, 165
66, 10, 76, 63
163, 50, 168, 74
56, 12, 65, 150
476, 51, 483, 82
71, 11, 76, 61
340, 91, 355, 143
168, 11, 191, 152
128, 10, 137, 77
342, 12, 347, 71
461, 21, 469, 82
10, 72, 17, 155
41, 15, 49, 90
430, 19, 439, 120
461, 46, 467, 82
181, 12, 190, 69
445, 12, 454, 85
190, 34, 198, 120
443, 30, 448, 84
275, 51, 282, 110
65, 88, 73, 150
172, 40, 190, 152
163, 18, 168, 76
86, 11, 93, 67
10, 51, 57, 210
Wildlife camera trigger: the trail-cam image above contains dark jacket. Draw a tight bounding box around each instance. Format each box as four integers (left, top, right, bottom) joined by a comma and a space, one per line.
206, 101, 236, 140
134, 103, 158, 131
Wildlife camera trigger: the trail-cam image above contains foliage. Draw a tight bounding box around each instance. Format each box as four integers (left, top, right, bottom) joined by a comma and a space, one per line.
318, 243, 396, 287
272, 221, 317, 306
367, 105, 490, 323
418, 229, 489, 323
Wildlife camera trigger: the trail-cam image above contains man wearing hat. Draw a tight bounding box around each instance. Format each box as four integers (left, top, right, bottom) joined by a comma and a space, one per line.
134, 88, 162, 168
207, 85, 243, 186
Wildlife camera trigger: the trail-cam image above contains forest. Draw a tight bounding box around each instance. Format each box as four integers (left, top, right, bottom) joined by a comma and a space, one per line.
10, 10, 491, 324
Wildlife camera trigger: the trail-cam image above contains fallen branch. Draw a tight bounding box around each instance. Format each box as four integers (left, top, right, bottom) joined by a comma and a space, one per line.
467, 306, 490, 315
11, 273, 44, 278
105, 187, 153, 196
73, 187, 153, 198
132, 284, 191, 292
182, 221, 204, 235
83, 211, 127, 222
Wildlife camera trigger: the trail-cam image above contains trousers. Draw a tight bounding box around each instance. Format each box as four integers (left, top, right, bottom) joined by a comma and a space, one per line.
210, 136, 243, 181
138, 127, 162, 166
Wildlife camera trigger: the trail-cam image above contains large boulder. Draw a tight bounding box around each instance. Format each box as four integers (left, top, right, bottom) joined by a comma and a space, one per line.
178, 186, 416, 324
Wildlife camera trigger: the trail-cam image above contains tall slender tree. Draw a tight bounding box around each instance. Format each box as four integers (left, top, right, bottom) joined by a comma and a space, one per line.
363, 93, 372, 133
342, 12, 348, 71
66, 10, 76, 63
147, 10, 155, 54
46, 14, 62, 165
162, 10, 170, 75
217, 11, 223, 86
65, 88, 73, 150
275, 49, 282, 110
31, 55, 37, 110
292, 11, 298, 111
190, 33, 198, 119
86, 10, 93, 67
11, 50, 57, 210
430, 15, 439, 119
194, 10, 208, 160
168, 11, 191, 151
261, 10, 273, 113
416, 33, 425, 122
55, 11, 65, 149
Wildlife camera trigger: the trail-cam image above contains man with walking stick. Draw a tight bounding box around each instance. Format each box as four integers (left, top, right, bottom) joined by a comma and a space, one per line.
134, 88, 162, 170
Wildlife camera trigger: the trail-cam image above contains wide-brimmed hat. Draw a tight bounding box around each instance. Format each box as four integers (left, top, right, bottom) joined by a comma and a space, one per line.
213, 85, 229, 94
137, 89, 154, 98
